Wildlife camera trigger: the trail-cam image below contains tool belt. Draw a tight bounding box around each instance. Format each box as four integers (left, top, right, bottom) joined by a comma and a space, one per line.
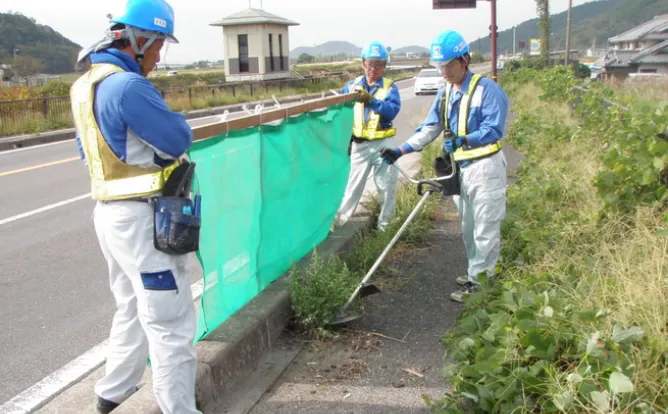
152, 161, 201, 255
433, 149, 461, 197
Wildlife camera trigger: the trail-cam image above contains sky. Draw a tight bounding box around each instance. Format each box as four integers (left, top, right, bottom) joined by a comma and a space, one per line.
3, 0, 600, 64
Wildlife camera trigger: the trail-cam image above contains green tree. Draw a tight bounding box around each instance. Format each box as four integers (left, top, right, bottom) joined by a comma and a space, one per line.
297, 53, 315, 64
470, 52, 485, 63
13, 55, 44, 83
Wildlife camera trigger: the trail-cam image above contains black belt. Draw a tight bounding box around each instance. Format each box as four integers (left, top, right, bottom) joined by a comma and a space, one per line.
101, 197, 151, 204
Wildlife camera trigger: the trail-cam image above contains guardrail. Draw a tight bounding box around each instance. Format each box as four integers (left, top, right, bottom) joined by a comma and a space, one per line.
0, 67, 422, 138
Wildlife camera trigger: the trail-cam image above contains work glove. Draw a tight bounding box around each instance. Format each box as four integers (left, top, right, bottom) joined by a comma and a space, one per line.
355, 87, 373, 104
443, 136, 467, 153
380, 147, 402, 165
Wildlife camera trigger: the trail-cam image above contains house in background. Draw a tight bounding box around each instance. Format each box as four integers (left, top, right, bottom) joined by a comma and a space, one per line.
210, 8, 299, 82
601, 14, 668, 80
0, 64, 9, 80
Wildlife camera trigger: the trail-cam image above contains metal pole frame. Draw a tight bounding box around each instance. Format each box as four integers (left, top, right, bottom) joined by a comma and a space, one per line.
490, 0, 498, 82
565, 0, 573, 65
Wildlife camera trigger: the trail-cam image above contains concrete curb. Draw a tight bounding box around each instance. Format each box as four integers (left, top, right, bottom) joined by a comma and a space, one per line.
0, 76, 417, 153
31, 151, 424, 414
29, 214, 373, 414
112, 216, 373, 414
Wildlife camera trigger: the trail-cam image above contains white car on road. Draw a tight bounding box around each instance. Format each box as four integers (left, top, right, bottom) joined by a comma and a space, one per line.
414, 68, 445, 95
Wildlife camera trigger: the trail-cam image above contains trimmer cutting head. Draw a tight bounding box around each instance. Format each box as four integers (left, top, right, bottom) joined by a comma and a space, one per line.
327, 284, 380, 326
328, 309, 365, 326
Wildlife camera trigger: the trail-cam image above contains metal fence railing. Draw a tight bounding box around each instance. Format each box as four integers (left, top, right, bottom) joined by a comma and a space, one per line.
0, 67, 423, 137
0, 96, 72, 131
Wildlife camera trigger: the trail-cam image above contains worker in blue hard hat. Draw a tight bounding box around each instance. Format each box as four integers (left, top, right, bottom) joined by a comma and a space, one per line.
70, 1, 200, 413
335, 41, 402, 231
380, 30, 509, 302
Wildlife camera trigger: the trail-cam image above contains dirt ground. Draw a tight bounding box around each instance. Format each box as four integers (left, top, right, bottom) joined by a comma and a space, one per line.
246, 199, 468, 414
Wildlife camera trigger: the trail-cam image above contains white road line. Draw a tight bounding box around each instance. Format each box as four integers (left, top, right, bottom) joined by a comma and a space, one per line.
0, 82, 417, 412
0, 194, 91, 227
0, 279, 205, 414
0, 139, 76, 156
0, 341, 109, 414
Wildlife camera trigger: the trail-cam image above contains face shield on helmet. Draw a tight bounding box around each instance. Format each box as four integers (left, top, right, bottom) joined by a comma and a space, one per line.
429, 45, 457, 69
364, 58, 387, 70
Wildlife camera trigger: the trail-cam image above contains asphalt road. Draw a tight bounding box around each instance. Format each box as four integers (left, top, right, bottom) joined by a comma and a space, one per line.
0, 63, 492, 406
0, 99, 312, 405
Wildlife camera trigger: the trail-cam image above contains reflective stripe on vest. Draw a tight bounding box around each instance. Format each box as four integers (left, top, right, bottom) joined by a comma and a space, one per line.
70, 63, 180, 201
351, 76, 397, 140
442, 74, 502, 161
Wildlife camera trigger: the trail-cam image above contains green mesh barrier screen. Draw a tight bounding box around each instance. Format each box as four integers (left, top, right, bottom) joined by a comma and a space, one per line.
187, 101, 354, 340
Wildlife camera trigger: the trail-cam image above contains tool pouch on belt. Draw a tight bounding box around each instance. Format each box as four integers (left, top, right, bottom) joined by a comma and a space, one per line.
433, 150, 461, 196
153, 161, 201, 255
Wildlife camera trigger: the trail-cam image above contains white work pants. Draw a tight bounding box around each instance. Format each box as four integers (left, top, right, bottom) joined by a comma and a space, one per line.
93, 200, 200, 414
452, 150, 507, 283
337, 136, 398, 230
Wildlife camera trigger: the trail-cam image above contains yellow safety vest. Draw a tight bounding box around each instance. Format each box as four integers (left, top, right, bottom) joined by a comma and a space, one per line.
442, 73, 502, 161
351, 76, 397, 140
70, 63, 180, 201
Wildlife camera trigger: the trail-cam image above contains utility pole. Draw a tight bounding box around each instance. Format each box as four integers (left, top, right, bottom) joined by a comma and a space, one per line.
565, 0, 572, 65
513, 26, 516, 56
13, 48, 19, 84
490, 0, 498, 81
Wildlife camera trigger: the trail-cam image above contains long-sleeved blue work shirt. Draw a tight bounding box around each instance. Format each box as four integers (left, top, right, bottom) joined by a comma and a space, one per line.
402, 70, 509, 167
342, 76, 402, 130
74, 49, 192, 168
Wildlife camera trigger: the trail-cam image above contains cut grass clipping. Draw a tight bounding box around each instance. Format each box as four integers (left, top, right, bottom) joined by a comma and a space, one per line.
290, 132, 443, 334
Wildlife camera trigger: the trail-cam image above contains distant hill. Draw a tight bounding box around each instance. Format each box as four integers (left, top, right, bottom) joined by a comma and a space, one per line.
291, 41, 429, 59
392, 45, 429, 55
0, 12, 80, 74
291, 41, 361, 59
469, 0, 668, 56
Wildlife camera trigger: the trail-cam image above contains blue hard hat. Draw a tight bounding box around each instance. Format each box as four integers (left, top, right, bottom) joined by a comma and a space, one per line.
111, 0, 178, 43
360, 42, 389, 60
429, 30, 469, 67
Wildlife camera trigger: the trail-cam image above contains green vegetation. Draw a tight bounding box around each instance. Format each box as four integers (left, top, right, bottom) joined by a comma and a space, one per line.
149, 72, 227, 89
427, 66, 667, 413
0, 12, 80, 74
290, 133, 443, 336
163, 78, 343, 112
469, 0, 668, 56
0, 78, 342, 137
0, 67, 422, 137
292, 62, 363, 77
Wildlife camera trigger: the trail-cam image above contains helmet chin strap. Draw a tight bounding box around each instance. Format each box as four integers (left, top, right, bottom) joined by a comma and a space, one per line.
127, 28, 155, 68
107, 26, 165, 70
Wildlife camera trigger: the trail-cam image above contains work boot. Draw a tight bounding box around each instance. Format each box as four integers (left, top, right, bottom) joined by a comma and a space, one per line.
96, 386, 138, 414
450, 282, 477, 302
455, 276, 468, 286
96, 396, 119, 414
